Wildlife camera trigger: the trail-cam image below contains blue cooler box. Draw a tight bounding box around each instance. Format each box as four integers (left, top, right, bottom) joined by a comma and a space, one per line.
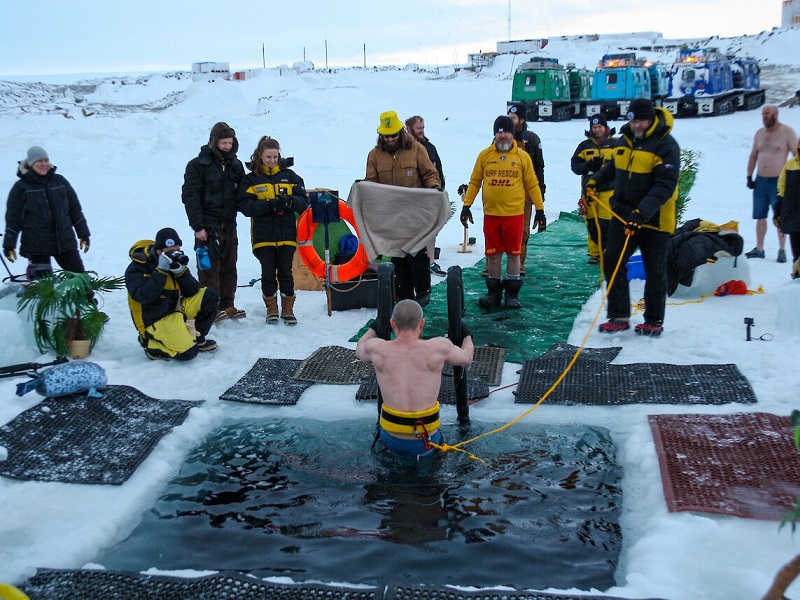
627, 255, 645, 281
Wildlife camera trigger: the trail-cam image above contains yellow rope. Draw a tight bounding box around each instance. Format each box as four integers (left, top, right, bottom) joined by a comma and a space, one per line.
434, 194, 765, 461
433, 234, 633, 460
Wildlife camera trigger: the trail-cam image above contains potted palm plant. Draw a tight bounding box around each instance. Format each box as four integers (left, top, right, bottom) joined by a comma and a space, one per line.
17, 270, 126, 358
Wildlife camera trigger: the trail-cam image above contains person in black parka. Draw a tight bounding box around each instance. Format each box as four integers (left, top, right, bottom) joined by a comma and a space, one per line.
182, 122, 246, 322
4, 146, 90, 275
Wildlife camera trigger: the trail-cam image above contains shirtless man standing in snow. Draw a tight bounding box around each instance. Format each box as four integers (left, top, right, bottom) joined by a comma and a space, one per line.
356, 299, 473, 459
745, 105, 798, 262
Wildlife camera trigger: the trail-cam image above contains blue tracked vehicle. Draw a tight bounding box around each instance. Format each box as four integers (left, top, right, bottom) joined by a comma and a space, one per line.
664, 48, 766, 116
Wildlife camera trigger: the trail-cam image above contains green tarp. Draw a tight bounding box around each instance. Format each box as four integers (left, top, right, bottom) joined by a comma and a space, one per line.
353, 212, 603, 365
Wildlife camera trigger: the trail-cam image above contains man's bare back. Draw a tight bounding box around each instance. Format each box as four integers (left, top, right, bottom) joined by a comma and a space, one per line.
356, 300, 473, 440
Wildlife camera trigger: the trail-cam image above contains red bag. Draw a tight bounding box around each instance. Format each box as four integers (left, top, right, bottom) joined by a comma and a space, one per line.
714, 280, 748, 296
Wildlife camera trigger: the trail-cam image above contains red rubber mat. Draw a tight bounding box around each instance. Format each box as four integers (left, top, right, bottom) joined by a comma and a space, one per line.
649, 412, 800, 520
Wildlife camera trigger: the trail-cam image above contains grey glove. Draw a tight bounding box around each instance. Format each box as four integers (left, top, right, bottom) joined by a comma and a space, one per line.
157, 252, 172, 272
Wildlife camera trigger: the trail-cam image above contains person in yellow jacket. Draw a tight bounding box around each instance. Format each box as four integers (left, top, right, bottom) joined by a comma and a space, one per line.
570, 113, 615, 265
460, 116, 545, 309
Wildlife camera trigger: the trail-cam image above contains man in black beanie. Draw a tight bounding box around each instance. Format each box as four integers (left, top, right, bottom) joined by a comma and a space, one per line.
125, 227, 220, 361
507, 104, 546, 276
182, 122, 246, 323
586, 98, 680, 337
571, 113, 616, 265
459, 116, 544, 310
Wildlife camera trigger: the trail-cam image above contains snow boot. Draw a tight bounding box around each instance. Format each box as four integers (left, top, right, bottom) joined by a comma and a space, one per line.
478, 277, 503, 309
281, 294, 297, 325
504, 278, 523, 309
635, 321, 664, 337
598, 318, 630, 334
263, 294, 279, 324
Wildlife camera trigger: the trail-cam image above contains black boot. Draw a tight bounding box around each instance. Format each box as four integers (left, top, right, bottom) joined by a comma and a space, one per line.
504, 278, 523, 309
479, 277, 503, 309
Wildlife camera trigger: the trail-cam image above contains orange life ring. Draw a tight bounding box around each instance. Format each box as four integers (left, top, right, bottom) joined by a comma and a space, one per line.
297, 200, 370, 283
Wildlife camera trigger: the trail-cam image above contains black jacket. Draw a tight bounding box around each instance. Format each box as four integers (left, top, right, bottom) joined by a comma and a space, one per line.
182, 145, 245, 233
590, 107, 680, 234
238, 165, 309, 249
125, 240, 201, 333
667, 219, 744, 295
514, 125, 545, 197
420, 137, 445, 189
4, 162, 90, 257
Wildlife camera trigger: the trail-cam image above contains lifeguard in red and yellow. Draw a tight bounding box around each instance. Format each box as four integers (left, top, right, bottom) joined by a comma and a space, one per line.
460, 116, 545, 309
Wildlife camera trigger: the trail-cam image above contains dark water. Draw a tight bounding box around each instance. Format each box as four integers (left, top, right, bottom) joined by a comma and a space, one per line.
96, 419, 622, 590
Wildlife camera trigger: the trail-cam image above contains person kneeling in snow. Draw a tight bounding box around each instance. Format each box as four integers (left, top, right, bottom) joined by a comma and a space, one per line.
125, 227, 219, 361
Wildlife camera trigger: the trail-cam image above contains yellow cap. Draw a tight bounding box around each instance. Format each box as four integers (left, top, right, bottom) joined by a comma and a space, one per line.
377, 110, 403, 135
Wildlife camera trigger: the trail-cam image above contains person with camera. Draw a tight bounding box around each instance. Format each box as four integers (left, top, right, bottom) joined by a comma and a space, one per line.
460, 116, 545, 310
4, 146, 91, 276
182, 122, 246, 323
238, 136, 308, 325
125, 227, 219, 361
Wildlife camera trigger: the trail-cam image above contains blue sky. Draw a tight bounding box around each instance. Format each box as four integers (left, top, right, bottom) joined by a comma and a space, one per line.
1, 0, 784, 75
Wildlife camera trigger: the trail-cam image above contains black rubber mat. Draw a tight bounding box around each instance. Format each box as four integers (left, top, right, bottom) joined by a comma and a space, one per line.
19, 569, 666, 600
442, 345, 506, 386
20, 569, 381, 600
515, 355, 757, 405
537, 342, 622, 363
220, 358, 313, 405
650, 412, 800, 520
386, 584, 666, 600
355, 372, 490, 405
0, 385, 201, 485
293, 345, 374, 384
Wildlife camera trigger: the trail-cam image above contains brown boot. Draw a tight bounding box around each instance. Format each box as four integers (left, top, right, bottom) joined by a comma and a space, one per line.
263, 295, 279, 324
280, 294, 297, 325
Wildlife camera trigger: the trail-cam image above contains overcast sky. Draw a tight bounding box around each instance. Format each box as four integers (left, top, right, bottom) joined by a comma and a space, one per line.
1, 0, 785, 75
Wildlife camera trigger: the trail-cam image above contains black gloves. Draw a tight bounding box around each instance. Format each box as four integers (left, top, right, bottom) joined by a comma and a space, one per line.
460, 206, 473, 227
274, 195, 292, 213
533, 210, 547, 232
746, 176, 756, 190
4, 248, 16, 262
588, 156, 603, 172
457, 183, 469, 196
624, 210, 645, 236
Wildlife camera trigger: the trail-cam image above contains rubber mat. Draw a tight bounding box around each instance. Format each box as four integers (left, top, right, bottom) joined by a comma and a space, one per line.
355, 372, 490, 405
19, 569, 381, 600
442, 345, 506, 386
537, 342, 622, 363
220, 358, 313, 405
386, 584, 666, 600
293, 345, 374, 384
0, 385, 201, 485
350, 212, 602, 365
18, 569, 666, 600
650, 412, 800, 520
515, 356, 756, 405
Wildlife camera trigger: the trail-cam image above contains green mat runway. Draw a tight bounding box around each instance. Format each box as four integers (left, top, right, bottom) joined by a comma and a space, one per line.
354, 212, 602, 365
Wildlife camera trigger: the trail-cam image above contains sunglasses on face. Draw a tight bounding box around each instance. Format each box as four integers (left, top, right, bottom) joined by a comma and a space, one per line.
381, 133, 399, 140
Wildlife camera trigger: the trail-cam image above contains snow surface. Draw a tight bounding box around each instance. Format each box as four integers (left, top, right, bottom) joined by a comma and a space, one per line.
1, 31, 800, 599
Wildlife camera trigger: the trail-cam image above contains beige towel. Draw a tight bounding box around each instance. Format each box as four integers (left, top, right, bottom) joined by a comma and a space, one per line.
347, 180, 450, 261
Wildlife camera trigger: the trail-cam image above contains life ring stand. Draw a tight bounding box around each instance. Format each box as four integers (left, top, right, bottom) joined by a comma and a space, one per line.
296, 200, 370, 284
